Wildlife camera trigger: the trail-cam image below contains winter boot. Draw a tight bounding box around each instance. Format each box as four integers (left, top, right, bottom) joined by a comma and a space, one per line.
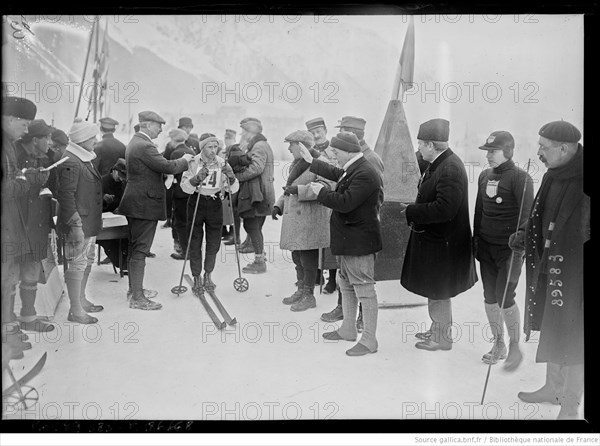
80, 265, 104, 313
283, 281, 304, 305
192, 275, 204, 297
242, 253, 267, 274
203, 272, 216, 291
482, 303, 506, 364
320, 304, 343, 322
502, 303, 523, 371
291, 286, 317, 312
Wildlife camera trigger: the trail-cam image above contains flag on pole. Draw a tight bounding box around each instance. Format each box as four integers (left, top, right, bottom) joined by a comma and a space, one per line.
88, 19, 110, 119
392, 17, 415, 100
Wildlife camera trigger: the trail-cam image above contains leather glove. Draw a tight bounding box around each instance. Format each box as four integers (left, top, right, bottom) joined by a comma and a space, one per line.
283, 185, 298, 196
23, 167, 49, 185
181, 153, 194, 163
508, 230, 525, 253
190, 166, 210, 187
271, 206, 282, 220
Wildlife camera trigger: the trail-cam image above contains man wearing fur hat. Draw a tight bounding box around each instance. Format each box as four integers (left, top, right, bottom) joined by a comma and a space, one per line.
119, 111, 193, 310
2, 96, 38, 360
168, 128, 196, 260
235, 117, 276, 274
274, 130, 335, 312
401, 118, 477, 351
181, 136, 238, 295
12, 119, 56, 333
56, 118, 105, 324
93, 117, 126, 176
515, 121, 587, 420
297, 132, 383, 356
474, 131, 533, 370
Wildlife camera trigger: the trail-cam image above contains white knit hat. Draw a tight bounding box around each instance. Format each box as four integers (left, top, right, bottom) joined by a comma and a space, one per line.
69, 118, 99, 144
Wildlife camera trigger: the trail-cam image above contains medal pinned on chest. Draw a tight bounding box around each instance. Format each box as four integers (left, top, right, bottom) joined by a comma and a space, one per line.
486, 180, 500, 199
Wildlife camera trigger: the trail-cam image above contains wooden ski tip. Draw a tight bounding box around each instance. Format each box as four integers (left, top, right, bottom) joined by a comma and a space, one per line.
219, 321, 227, 330
228, 317, 237, 326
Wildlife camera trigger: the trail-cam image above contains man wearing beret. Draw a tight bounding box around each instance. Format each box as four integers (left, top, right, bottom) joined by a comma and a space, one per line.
56, 118, 105, 324
474, 131, 533, 369
119, 111, 193, 310
306, 117, 343, 313
168, 128, 196, 260
13, 119, 56, 334
235, 117, 276, 274
2, 96, 38, 360
297, 132, 383, 356
514, 121, 587, 420
93, 117, 126, 176
400, 118, 477, 351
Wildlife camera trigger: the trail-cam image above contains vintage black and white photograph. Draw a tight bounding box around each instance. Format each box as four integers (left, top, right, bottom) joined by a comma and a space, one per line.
0, 9, 592, 438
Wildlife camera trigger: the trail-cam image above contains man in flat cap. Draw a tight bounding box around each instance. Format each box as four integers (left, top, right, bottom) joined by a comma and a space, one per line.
235, 117, 276, 273
474, 131, 533, 370
93, 117, 126, 176
400, 118, 477, 352
119, 111, 193, 310
12, 119, 55, 334
514, 120, 587, 420
56, 118, 104, 325
297, 132, 383, 356
306, 117, 342, 312
274, 130, 335, 312
1, 96, 38, 360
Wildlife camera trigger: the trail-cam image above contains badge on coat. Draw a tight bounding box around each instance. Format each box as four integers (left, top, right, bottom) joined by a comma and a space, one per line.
486, 180, 499, 198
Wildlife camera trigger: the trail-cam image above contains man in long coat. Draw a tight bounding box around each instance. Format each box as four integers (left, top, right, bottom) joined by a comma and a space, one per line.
2, 96, 38, 361
514, 120, 587, 420
400, 118, 477, 351
119, 111, 192, 310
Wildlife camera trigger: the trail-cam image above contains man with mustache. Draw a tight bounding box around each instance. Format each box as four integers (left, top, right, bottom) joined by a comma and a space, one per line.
514, 120, 587, 420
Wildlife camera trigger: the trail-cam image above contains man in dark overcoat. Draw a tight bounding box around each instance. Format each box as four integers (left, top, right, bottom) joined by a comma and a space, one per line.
298, 132, 383, 357
1, 96, 38, 361
400, 118, 477, 351
514, 120, 588, 420
14, 119, 55, 333
93, 117, 126, 176
119, 111, 192, 310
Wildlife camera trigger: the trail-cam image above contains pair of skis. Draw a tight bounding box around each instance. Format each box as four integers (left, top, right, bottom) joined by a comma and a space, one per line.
184, 274, 237, 330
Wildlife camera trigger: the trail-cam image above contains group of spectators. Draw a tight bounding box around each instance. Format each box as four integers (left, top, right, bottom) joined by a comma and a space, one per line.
1, 94, 587, 419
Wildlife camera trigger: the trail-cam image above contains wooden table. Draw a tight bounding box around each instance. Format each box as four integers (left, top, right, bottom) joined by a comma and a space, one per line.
96, 213, 128, 277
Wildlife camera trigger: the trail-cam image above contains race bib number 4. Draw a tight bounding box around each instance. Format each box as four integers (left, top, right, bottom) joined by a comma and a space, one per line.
201, 167, 222, 188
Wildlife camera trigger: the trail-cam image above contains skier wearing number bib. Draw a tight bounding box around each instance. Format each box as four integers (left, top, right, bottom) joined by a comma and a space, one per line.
181, 136, 239, 297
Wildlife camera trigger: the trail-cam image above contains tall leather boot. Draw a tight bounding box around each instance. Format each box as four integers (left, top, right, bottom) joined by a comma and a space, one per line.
416, 299, 452, 351
483, 302, 507, 364
502, 303, 523, 371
